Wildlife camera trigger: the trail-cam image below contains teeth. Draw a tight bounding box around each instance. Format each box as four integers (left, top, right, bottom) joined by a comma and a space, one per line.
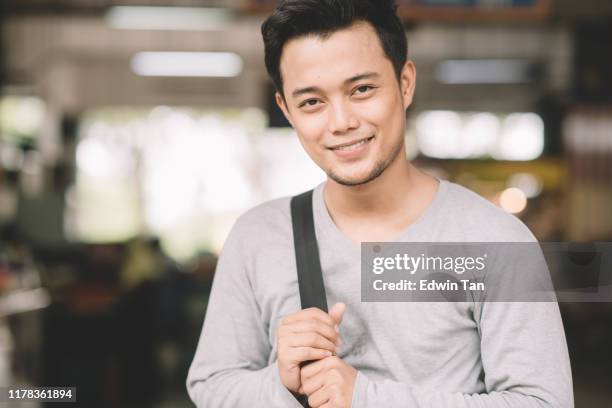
334, 137, 371, 151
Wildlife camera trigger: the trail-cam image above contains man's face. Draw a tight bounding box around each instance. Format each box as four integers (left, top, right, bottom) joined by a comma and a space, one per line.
276, 21, 416, 186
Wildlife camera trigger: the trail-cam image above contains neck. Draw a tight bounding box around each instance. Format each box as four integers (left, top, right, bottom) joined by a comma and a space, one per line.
323, 154, 430, 220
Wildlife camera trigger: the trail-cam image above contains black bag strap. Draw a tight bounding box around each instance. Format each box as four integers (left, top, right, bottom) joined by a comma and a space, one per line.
290, 190, 328, 313
290, 190, 328, 407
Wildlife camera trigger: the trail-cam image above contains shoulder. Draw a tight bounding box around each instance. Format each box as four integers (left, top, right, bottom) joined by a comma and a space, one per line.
225, 195, 294, 250
439, 180, 536, 242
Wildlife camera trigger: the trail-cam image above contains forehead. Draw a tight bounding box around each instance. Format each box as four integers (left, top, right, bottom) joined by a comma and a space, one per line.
279, 22, 391, 94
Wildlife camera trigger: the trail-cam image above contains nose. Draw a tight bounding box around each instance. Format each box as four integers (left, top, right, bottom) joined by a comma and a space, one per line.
328, 100, 359, 135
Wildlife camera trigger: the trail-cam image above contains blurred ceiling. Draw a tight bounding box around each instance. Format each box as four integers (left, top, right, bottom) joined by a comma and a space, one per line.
554, 0, 612, 19
2, 0, 612, 19
0, 0, 607, 114
2, 0, 246, 15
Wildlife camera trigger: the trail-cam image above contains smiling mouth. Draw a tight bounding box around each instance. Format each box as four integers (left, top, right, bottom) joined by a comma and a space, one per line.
329, 136, 375, 151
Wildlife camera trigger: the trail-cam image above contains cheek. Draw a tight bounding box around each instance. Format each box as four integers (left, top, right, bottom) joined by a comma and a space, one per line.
358, 103, 389, 127
363, 102, 405, 159
293, 115, 327, 147
383, 92, 405, 129
358, 93, 403, 135
292, 116, 329, 163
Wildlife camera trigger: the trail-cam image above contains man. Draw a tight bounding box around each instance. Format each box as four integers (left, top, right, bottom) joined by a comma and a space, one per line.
187, 0, 573, 407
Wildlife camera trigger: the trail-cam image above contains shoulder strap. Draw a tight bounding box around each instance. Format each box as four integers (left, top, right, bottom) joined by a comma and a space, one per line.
290, 190, 328, 407
290, 190, 328, 313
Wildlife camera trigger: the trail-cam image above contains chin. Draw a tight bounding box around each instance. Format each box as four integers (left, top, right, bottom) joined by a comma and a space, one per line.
329, 175, 370, 187
327, 163, 386, 187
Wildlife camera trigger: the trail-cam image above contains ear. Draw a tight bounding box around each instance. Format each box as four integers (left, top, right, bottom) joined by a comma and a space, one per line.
400, 60, 417, 109
275, 91, 294, 127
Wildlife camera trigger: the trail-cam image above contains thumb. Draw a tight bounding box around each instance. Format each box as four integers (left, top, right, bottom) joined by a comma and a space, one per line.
329, 302, 346, 327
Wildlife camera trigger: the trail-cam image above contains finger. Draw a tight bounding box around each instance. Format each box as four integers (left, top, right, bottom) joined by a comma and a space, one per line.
300, 356, 331, 380
283, 320, 340, 344
301, 370, 327, 395
282, 308, 336, 327
308, 385, 332, 408
329, 302, 346, 327
290, 347, 333, 364
286, 334, 337, 353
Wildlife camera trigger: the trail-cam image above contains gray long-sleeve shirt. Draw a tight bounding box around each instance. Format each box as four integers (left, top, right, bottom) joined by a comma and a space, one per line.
187, 180, 574, 407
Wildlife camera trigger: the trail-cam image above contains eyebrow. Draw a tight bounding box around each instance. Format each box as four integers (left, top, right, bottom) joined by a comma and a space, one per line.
290, 71, 380, 99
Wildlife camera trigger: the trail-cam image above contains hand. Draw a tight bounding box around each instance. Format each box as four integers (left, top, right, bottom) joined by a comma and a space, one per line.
276, 303, 345, 394
299, 355, 357, 408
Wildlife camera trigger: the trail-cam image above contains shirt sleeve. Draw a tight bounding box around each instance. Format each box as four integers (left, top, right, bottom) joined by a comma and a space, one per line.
351, 300, 573, 407
186, 218, 303, 408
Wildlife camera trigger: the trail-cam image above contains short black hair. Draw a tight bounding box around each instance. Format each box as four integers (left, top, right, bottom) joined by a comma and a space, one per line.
261, 0, 407, 96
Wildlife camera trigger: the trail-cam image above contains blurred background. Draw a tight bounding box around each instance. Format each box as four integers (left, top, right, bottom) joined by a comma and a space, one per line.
0, 0, 611, 406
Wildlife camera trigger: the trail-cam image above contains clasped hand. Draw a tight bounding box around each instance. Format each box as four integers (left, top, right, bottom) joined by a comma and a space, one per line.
277, 303, 357, 408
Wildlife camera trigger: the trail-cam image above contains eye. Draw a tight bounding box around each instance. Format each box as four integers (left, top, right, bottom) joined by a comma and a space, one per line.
299, 99, 321, 110
353, 85, 375, 96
